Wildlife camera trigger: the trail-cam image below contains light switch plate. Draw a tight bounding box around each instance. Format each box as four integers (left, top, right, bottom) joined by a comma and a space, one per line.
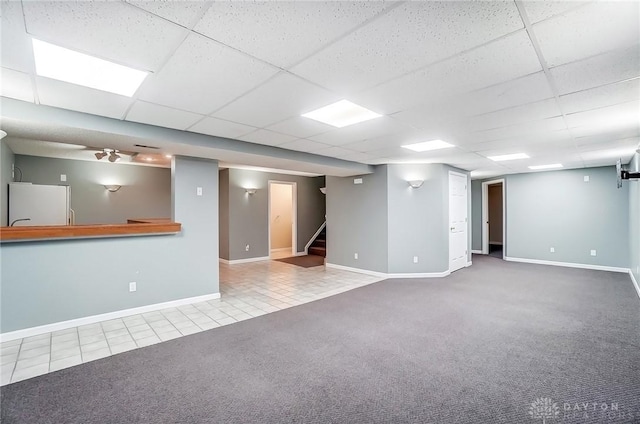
197, 187, 203, 196
550, 247, 555, 253
60, 174, 67, 182
590, 249, 597, 256
129, 282, 137, 292
354, 178, 363, 185
584, 176, 590, 182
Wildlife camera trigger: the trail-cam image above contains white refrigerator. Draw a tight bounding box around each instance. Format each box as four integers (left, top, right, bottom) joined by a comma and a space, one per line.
9, 183, 74, 226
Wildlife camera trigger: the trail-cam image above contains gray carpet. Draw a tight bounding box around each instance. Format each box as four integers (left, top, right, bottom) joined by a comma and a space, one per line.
2, 256, 639, 423
275, 254, 325, 268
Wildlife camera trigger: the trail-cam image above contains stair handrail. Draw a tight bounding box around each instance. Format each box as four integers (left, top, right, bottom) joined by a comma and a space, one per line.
305, 221, 326, 254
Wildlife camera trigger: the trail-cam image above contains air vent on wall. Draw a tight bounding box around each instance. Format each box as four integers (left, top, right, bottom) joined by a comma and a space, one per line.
133, 144, 160, 149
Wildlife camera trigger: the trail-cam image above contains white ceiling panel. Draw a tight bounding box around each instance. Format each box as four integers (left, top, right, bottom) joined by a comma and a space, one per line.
578, 138, 639, 161
574, 133, 640, 148
550, 44, 640, 96
125, 1, 212, 29
194, 1, 389, 68
534, 1, 640, 67
213, 73, 340, 128
22, 1, 187, 72
308, 116, 412, 146
265, 116, 333, 139
137, 33, 278, 114
460, 99, 562, 133
0, 1, 35, 73
291, 1, 523, 94
239, 129, 297, 147
521, 1, 591, 24
35, 77, 132, 119
0, 68, 34, 103
352, 31, 542, 115
188, 116, 257, 140
466, 117, 568, 144
565, 100, 639, 132
343, 129, 427, 153
559, 78, 640, 115
126, 101, 203, 131
313, 146, 361, 160
463, 131, 573, 152
277, 139, 332, 154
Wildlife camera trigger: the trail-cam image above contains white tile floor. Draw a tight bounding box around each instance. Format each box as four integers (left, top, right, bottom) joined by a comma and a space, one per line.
0, 259, 380, 386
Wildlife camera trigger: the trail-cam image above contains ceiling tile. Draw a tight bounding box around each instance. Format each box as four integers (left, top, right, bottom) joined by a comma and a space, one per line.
550, 44, 640, 95
125, 1, 212, 29
23, 1, 188, 72
559, 78, 640, 115
126, 101, 203, 130
313, 146, 360, 159
352, 31, 541, 114
521, 1, 591, 24
0, 1, 35, 73
574, 134, 639, 148
565, 100, 639, 131
194, 2, 390, 68
467, 117, 568, 144
213, 73, 340, 128
343, 129, 426, 152
188, 116, 257, 139
291, 1, 523, 93
239, 129, 297, 147
534, 1, 640, 67
277, 139, 332, 154
578, 137, 638, 162
265, 116, 333, 139
1, 68, 34, 103
460, 99, 562, 133
464, 130, 573, 152
137, 33, 278, 114
308, 116, 412, 146
35, 77, 132, 119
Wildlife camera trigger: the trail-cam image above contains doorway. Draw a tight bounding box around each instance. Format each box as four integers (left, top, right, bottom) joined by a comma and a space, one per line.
481, 179, 505, 259
449, 171, 468, 273
268, 181, 296, 259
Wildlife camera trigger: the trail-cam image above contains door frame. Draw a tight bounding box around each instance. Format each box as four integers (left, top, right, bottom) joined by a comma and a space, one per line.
448, 171, 469, 272
481, 178, 505, 258
267, 180, 297, 257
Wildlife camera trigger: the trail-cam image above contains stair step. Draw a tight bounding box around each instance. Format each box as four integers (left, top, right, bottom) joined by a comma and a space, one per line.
309, 246, 326, 257
312, 239, 326, 248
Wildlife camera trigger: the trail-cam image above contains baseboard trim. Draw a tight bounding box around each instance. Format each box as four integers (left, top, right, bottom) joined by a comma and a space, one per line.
0, 292, 221, 343
471, 250, 483, 254
270, 248, 291, 253
325, 263, 450, 279
629, 270, 640, 300
466, 261, 472, 267
220, 256, 270, 265
504, 256, 629, 273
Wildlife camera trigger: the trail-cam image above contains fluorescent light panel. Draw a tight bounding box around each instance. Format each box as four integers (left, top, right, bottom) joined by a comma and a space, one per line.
528, 163, 563, 170
488, 153, 530, 161
302, 100, 382, 128
32, 38, 148, 97
402, 140, 454, 152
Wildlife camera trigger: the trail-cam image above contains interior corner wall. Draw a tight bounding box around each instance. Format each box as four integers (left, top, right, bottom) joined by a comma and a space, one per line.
0, 139, 15, 226
13, 155, 171, 224
387, 164, 450, 273
225, 169, 325, 261
218, 169, 230, 260
505, 166, 628, 268
326, 166, 388, 273
628, 153, 640, 283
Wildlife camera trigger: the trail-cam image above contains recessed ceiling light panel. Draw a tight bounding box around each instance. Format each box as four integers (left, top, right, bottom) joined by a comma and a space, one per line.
487, 153, 530, 161
528, 163, 563, 170
401, 140, 455, 152
32, 38, 148, 97
302, 100, 382, 128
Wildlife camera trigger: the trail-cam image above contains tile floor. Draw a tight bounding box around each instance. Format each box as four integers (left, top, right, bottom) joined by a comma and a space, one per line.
0, 259, 380, 386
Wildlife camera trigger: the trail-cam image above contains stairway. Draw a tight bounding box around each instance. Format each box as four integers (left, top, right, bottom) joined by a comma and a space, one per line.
308, 227, 326, 257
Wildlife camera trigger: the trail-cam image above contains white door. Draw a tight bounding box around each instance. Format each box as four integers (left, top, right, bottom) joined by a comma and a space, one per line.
449, 172, 468, 272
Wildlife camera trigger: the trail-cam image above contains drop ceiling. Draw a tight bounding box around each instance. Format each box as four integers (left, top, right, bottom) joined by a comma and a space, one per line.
1, 0, 638, 179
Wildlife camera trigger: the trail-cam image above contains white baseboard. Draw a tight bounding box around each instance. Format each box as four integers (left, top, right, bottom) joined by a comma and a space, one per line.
504, 256, 629, 273
471, 250, 483, 254
0, 292, 221, 343
219, 256, 270, 265
629, 270, 640, 300
270, 247, 291, 253
466, 261, 472, 267
325, 263, 450, 279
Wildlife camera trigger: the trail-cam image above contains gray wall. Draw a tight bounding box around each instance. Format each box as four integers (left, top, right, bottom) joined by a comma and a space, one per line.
471, 180, 483, 251
223, 168, 325, 261
0, 139, 14, 226
13, 155, 171, 224
472, 166, 628, 268
219, 168, 230, 260
629, 153, 640, 283
1, 155, 220, 333
327, 166, 389, 273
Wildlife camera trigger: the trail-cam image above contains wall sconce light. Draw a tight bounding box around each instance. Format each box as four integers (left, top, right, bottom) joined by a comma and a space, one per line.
245, 188, 257, 195
104, 185, 122, 192
408, 180, 424, 189
0, 130, 7, 140
319, 187, 327, 194
95, 150, 107, 160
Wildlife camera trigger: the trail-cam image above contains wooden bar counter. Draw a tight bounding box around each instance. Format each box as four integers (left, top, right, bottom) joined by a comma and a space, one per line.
0, 219, 181, 243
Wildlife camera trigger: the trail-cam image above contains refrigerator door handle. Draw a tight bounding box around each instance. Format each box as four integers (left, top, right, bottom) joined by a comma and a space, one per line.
69, 209, 75, 225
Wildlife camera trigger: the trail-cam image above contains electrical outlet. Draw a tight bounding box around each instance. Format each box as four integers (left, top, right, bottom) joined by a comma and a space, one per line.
245, 244, 250, 251
354, 253, 358, 260
129, 282, 137, 292
353, 178, 363, 185
584, 175, 590, 182
590, 249, 597, 257
550, 247, 555, 253
413, 256, 419, 263
60, 174, 67, 182
196, 187, 203, 196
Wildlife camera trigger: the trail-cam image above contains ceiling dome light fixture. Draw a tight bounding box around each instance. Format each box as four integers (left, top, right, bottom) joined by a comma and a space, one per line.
108, 150, 121, 163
